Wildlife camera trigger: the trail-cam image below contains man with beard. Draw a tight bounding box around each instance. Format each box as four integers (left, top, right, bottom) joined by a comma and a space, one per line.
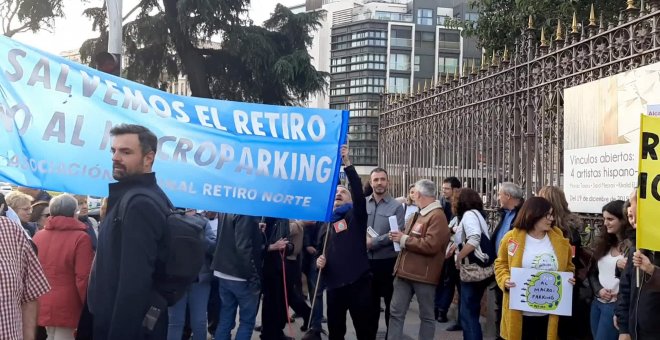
85, 124, 172, 340
315, 145, 371, 340
365, 168, 404, 338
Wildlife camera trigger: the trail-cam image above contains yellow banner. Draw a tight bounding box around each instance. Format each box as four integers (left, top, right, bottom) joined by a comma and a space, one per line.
637, 114, 660, 251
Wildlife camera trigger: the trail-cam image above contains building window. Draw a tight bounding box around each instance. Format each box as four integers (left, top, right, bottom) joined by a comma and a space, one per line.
438, 57, 459, 75
414, 55, 421, 72
465, 12, 479, 22
389, 54, 411, 71
388, 77, 410, 93
331, 66, 347, 73
330, 88, 346, 96
415, 31, 435, 49
438, 32, 460, 49
417, 9, 433, 25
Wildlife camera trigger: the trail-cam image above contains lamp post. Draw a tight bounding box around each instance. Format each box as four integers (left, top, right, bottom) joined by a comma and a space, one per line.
96, 0, 123, 76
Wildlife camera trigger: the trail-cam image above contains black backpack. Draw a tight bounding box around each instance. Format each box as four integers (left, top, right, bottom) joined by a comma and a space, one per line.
116, 188, 207, 306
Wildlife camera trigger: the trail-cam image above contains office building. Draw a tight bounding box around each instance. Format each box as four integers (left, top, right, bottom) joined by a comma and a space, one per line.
299, 0, 480, 167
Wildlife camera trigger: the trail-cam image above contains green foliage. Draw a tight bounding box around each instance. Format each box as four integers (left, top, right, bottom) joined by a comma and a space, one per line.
79, 1, 327, 105
1, 0, 64, 37
206, 5, 328, 105
461, 0, 626, 53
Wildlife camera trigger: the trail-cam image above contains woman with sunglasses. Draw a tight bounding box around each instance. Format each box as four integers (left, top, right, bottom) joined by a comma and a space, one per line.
30, 201, 50, 231
494, 197, 576, 340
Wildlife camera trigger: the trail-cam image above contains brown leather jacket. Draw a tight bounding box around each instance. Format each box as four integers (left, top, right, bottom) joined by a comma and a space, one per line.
393, 200, 450, 285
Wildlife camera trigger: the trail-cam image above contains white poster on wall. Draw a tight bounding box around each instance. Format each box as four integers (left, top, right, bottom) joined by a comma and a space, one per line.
563, 144, 637, 213
563, 62, 660, 213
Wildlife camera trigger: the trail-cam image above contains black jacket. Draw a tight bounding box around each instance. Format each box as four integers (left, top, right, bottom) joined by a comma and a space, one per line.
86, 173, 169, 340
303, 222, 322, 269
79, 216, 98, 250
262, 217, 293, 275
318, 165, 369, 290
211, 214, 264, 287
615, 243, 660, 339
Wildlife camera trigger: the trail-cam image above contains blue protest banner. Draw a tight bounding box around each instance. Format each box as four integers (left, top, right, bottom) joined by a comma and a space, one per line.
0, 36, 348, 222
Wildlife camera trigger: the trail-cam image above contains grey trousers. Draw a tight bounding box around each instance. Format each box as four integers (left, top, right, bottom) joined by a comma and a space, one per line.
387, 277, 436, 340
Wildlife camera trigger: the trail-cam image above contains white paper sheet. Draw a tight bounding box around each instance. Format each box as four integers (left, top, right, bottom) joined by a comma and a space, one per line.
389, 215, 401, 252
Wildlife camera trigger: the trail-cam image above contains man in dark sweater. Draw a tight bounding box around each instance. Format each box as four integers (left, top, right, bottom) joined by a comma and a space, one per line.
86, 124, 171, 340
316, 145, 371, 340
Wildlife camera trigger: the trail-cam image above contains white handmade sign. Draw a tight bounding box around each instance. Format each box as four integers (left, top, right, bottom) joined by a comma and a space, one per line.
509, 268, 574, 316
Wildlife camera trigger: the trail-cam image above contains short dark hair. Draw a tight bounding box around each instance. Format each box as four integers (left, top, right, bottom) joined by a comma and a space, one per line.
370, 167, 388, 177
454, 188, 484, 219
443, 177, 461, 189
513, 197, 552, 231
110, 124, 158, 155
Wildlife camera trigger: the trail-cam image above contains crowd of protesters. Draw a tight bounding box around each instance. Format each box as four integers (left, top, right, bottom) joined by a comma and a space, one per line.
1, 123, 659, 340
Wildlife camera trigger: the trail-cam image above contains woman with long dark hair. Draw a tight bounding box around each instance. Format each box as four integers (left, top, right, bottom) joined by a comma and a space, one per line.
588, 200, 632, 340
453, 188, 493, 340
494, 197, 575, 340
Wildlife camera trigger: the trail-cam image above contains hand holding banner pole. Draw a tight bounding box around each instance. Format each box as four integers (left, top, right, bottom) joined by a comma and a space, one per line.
307, 221, 331, 330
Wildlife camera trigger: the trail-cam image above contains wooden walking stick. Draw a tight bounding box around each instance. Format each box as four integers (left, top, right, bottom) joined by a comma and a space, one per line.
306, 222, 332, 330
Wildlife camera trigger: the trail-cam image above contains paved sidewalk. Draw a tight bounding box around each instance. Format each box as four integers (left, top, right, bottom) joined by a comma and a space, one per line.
247, 297, 497, 340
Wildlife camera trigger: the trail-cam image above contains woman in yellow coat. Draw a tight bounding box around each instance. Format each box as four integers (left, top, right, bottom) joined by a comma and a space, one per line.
494, 197, 576, 340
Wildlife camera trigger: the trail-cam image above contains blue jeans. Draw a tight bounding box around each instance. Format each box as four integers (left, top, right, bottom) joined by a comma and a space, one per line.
459, 280, 489, 340
168, 279, 212, 340
215, 278, 260, 340
435, 257, 459, 312
590, 299, 618, 340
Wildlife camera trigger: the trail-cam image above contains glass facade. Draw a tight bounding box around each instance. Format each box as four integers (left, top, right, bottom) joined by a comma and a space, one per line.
328, 4, 476, 166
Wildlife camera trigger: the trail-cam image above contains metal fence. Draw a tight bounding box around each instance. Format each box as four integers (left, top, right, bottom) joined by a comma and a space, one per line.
379, 2, 660, 222
378, 3, 660, 237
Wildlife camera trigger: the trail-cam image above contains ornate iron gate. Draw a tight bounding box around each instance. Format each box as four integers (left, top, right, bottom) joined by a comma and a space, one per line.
379, 2, 660, 218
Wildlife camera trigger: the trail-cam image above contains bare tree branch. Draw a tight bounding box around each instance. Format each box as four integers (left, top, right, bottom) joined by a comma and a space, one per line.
5, 21, 30, 37
5, 0, 21, 36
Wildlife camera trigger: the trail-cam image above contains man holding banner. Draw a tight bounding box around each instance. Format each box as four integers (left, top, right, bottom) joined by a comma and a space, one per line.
316, 145, 372, 340
615, 114, 660, 340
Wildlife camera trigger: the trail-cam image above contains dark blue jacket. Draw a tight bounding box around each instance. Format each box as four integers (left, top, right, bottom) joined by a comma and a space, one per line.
87, 173, 169, 340
319, 165, 369, 290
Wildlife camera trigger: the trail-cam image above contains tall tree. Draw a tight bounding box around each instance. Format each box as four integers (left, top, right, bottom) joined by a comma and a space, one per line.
457, 0, 626, 53
0, 0, 63, 37
80, 1, 327, 105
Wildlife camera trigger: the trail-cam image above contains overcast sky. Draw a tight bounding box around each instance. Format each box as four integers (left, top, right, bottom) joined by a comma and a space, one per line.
12, 0, 303, 54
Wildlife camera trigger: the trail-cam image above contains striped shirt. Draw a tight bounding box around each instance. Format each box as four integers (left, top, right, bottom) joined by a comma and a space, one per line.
0, 216, 50, 339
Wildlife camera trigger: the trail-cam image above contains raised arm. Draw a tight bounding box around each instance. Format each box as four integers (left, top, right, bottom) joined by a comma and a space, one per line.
342, 145, 366, 229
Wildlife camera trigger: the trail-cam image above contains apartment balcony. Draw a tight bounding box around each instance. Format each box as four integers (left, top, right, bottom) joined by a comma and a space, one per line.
438, 41, 461, 50
391, 38, 412, 48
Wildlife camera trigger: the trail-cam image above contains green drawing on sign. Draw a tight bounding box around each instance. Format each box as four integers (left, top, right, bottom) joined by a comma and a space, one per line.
521, 271, 562, 310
